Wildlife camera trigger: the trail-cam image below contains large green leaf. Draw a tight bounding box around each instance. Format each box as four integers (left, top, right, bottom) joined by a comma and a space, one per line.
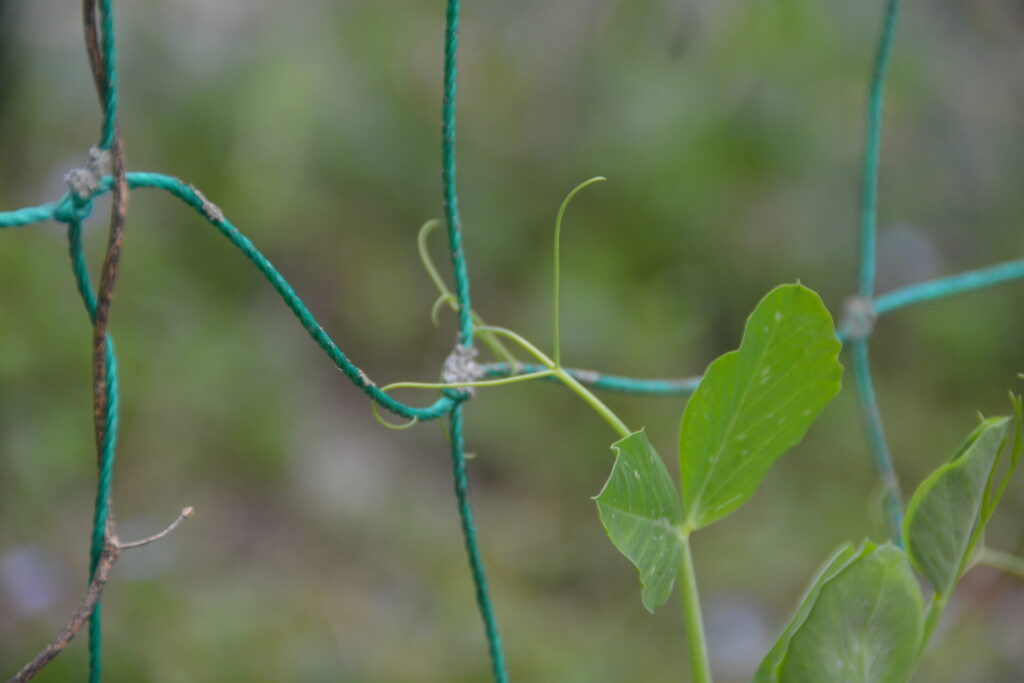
754, 543, 860, 683
679, 284, 842, 530
776, 543, 924, 683
594, 430, 685, 612
903, 416, 1010, 596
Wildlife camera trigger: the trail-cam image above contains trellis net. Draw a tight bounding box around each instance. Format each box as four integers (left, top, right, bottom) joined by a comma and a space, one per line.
2, 1, 1023, 681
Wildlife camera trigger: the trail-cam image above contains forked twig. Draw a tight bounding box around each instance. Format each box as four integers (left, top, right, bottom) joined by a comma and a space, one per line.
119, 507, 195, 550
6, 508, 195, 683
8, 543, 118, 683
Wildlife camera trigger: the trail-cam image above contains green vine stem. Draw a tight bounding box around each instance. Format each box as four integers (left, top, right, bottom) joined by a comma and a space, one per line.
917, 593, 948, 662
369, 371, 557, 430
680, 535, 712, 683
384, 372, 557, 393
419, 192, 716, 679
915, 545, 1024, 664
474, 325, 710, 679
380, 321, 632, 440
475, 325, 630, 438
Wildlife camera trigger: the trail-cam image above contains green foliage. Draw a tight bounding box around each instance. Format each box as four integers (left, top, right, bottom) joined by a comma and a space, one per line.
591, 283, 1024, 683
764, 542, 924, 683
595, 283, 842, 612
903, 416, 1010, 596
753, 543, 860, 682
756, 402, 1024, 683
593, 430, 684, 612
679, 284, 842, 530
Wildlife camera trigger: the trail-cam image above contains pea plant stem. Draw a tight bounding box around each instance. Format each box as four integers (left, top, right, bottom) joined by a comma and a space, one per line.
917, 592, 948, 662
680, 535, 713, 683
436, 325, 713, 681
552, 367, 630, 439
475, 325, 631, 439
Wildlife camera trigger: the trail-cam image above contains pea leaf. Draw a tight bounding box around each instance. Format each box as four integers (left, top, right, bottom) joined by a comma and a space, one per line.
774, 543, 924, 683
594, 430, 685, 612
754, 543, 860, 683
679, 284, 842, 530
903, 416, 1011, 596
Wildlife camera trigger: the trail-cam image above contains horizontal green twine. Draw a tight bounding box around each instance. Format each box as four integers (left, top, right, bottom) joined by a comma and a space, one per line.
3, 177, 1022, 412
30, 173, 461, 422
483, 362, 701, 397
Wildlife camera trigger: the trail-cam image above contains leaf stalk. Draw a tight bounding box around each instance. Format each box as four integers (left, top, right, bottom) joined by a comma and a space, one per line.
679, 535, 712, 683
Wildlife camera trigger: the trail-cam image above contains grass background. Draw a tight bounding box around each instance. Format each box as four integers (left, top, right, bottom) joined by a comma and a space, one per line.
1, 1, 1023, 680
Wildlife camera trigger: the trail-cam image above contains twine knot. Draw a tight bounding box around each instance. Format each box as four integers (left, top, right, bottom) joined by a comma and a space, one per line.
53, 193, 94, 224
55, 147, 111, 224
841, 295, 877, 341
442, 344, 480, 398
65, 147, 111, 200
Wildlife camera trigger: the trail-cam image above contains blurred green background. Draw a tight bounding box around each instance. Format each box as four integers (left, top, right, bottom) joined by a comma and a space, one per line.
1, 1, 1023, 681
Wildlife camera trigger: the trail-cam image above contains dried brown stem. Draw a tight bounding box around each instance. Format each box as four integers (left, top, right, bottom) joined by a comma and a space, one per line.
91, 133, 128, 459
82, 0, 106, 101
9, 4, 135, 683
7, 506, 194, 682
7, 543, 119, 683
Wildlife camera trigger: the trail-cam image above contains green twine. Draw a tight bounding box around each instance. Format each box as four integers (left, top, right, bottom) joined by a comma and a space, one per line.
98, 0, 117, 150
439, 1, 507, 677
85, 0, 121, 676
148, 175, 464, 420
874, 259, 1024, 315
858, 0, 901, 299
851, 0, 904, 543
483, 362, 702, 397
448, 403, 508, 682
67, 219, 99, 316
49, 169, 483, 680
24, 1, 510, 670
67, 215, 118, 683
0, 202, 64, 226
87, 339, 116, 683
851, 340, 903, 545
442, 0, 473, 348
55, 174, 461, 422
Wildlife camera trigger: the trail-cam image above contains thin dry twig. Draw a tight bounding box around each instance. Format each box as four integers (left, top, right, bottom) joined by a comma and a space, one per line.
119, 507, 196, 550
81, 0, 130, 460
6, 506, 196, 683
81, 0, 105, 101
91, 133, 127, 456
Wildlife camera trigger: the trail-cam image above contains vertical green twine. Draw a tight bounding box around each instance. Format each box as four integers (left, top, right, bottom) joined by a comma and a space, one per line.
449, 404, 508, 681
851, 340, 903, 544
854, 0, 904, 543
88, 0, 120, 678
99, 0, 117, 150
442, 0, 473, 347
68, 218, 98, 317
88, 344, 117, 683
441, 1, 507, 680
69, 216, 119, 683
858, 0, 901, 298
